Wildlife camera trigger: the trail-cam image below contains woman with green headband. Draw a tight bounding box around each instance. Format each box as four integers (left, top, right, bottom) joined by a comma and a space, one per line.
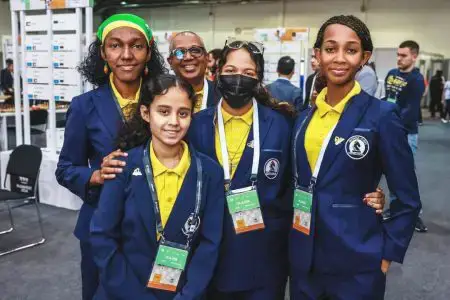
55, 14, 166, 300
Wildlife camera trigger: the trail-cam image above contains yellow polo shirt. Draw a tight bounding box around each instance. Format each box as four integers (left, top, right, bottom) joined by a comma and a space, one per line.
110, 74, 142, 120
215, 106, 254, 179
194, 89, 204, 114
305, 81, 361, 171
150, 141, 190, 228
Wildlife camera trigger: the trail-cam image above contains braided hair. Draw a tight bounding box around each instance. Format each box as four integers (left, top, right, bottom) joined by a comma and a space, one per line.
313, 15, 373, 93
314, 15, 373, 52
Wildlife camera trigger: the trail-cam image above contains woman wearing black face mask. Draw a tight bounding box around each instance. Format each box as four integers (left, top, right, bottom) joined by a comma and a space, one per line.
188, 40, 295, 300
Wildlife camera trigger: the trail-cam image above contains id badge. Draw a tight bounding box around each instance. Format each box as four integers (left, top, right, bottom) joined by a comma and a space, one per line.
147, 241, 189, 292
227, 186, 265, 234
292, 188, 313, 235
387, 97, 397, 104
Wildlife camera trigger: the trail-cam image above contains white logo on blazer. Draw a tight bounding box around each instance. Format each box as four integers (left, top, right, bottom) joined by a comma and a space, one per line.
345, 135, 370, 160
132, 168, 142, 176
264, 158, 280, 180
247, 140, 254, 148
182, 213, 201, 237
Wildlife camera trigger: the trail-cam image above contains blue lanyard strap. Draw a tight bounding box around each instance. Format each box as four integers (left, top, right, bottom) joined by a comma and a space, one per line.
142, 140, 203, 245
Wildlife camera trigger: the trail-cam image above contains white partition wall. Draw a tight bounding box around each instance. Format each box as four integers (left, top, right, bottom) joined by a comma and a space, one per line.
9, 0, 93, 154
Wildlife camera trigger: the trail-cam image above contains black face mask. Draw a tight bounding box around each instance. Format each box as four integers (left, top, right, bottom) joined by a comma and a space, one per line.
218, 74, 259, 109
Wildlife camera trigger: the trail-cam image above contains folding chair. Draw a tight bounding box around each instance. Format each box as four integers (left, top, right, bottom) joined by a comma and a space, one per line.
0, 144, 45, 256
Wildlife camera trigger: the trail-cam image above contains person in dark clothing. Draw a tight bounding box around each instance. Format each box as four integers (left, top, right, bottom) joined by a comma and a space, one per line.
384, 40, 427, 233
429, 70, 444, 118
304, 54, 320, 109
1, 59, 14, 103
267, 56, 303, 111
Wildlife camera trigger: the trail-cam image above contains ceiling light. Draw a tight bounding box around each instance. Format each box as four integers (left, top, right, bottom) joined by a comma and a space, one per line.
120, 1, 127, 5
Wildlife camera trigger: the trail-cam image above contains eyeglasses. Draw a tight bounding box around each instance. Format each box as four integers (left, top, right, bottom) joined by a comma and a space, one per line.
170, 46, 206, 60
224, 40, 265, 55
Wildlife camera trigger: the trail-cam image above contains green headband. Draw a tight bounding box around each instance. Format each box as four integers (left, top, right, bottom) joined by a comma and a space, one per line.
97, 14, 153, 45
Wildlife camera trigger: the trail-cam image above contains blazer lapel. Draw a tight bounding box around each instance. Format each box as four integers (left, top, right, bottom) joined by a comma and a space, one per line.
316, 93, 371, 184
163, 159, 197, 241
133, 147, 158, 245
233, 104, 273, 186
200, 109, 218, 161
93, 84, 123, 139
295, 110, 314, 186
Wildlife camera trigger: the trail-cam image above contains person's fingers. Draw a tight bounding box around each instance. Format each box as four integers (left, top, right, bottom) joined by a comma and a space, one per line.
103, 159, 126, 168
101, 173, 116, 180
375, 209, 383, 215
101, 167, 123, 175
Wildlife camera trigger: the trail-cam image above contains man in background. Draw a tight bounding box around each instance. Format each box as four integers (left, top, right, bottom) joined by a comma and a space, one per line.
429, 70, 445, 119
304, 54, 319, 108
1, 59, 14, 103
267, 56, 303, 112
167, 31, 217, 113
384, 40, 427, 232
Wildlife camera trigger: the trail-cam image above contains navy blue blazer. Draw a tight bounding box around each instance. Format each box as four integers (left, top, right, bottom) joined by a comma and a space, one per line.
290, 91, 421, 276
189, 104, 293, 291
205, 79, 220, 108
56, 84, 124, 242
90, 144, 225, 300
267, 78, 303, 112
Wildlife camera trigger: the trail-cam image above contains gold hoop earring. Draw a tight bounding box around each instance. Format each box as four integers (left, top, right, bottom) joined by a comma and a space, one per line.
104, 63, 109, 74
144, 66, 149, 76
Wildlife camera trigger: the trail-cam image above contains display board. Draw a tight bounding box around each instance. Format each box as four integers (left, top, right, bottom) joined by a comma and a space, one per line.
254, 28, 309, 90
9, 0, 93, 153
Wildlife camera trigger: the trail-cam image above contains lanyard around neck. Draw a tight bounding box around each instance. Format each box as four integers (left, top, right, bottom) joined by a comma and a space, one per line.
142, 140, 203, 243
217, 98, 260, 185
292, 107, 338, 190
201, 78, 209, 110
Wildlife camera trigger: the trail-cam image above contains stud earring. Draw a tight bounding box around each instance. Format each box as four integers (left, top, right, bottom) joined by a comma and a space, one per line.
144, 66, 149, 76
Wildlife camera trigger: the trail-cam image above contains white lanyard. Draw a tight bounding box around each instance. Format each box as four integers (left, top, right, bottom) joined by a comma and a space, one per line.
201, 78, 208, 110
312, 124, 336, 180
217, 98, 260, 183
309, 74, 317, 102
292, 107, 337, 190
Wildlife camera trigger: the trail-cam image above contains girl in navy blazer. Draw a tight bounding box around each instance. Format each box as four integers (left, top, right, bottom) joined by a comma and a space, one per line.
90, 74, 224, 299
290, 15, 421, 300
189, 41, 384, 300
55, 14, 166, 299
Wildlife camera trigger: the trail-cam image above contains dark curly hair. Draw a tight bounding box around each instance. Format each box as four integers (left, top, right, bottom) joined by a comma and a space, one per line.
78, 38, 167, 86
117, 74, 196, 151
217, 41, 296, 118
314, 15, 373, 53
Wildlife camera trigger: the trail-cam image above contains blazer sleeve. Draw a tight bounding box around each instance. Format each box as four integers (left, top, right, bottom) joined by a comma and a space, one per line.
292, 87, 304, 112
175, 167, 225, 300
90, 161, 153, 299
55, 97, 96, 203
378, 106, 421, 263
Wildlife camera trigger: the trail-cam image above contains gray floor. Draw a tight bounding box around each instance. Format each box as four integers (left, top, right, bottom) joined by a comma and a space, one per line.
0, 119, 449, 300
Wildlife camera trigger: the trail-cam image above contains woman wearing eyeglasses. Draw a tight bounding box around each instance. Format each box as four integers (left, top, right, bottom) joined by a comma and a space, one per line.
55, 14, 166, 300
168, 31, 219, 114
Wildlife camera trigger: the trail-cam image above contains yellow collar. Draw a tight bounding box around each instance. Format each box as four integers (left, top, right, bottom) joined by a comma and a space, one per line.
315, 81, 361, 117
109, 73, 142, 107
150, 141, 190, 177
221, 105, 254, 126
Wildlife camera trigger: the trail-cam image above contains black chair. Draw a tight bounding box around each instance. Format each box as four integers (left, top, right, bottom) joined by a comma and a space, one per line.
0, 145, 45, 256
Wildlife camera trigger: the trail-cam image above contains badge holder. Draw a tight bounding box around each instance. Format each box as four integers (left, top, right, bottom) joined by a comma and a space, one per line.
147, 239, 190, 292
293, 184, 313, 235
226, 179, 265, 234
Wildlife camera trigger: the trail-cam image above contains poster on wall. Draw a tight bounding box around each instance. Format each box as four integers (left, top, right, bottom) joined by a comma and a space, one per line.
48, 0, 94, 9
254, 28, 309, 88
